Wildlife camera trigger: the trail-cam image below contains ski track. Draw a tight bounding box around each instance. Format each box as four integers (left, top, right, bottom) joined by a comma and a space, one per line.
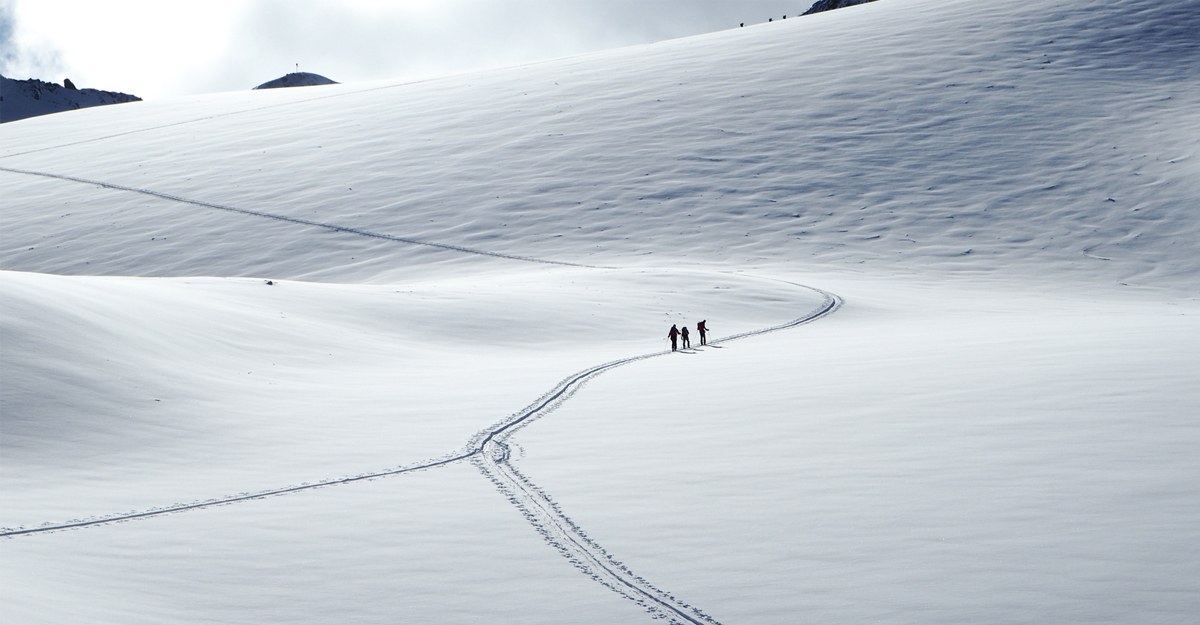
2, 165, 842, 622
1, 285, 839, 625
477, 452, 720, 625
0, 166, 602, 269
472, 287, 840, 624
0, 288, 839, 541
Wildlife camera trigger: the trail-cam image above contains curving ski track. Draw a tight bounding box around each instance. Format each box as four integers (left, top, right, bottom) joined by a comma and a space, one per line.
1, 282, 839, 623
0, 166, 602, 269
473, 285, 839, 625
1, 288, 838, 539
2, 163, 841, 622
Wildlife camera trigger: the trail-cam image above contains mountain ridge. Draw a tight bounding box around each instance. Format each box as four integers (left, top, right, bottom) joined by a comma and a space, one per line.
0, 75, 141, 123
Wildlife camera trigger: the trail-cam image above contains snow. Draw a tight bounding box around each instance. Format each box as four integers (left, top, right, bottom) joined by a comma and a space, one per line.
514, 275, 1200, 622
3, 0, 1198, 287
2, 0, 1199, 623
1, 267, 822, 524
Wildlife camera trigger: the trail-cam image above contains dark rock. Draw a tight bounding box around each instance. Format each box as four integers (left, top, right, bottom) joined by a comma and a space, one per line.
64, 78, 77, 89
253, 72, 338, 90
0, 74, 141, 123
803, 0, 880, 16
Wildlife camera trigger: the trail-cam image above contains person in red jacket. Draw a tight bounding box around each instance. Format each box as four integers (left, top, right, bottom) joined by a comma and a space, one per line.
668, 324, 680, 351
680, 325, 691, 349
697, 320, 708, 345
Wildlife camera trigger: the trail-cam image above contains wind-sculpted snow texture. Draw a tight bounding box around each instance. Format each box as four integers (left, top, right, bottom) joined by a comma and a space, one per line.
0, 166, 601, 268
2, 0, 1198, 287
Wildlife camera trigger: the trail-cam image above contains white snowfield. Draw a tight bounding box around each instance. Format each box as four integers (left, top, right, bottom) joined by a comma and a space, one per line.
1, 0, 1198, 623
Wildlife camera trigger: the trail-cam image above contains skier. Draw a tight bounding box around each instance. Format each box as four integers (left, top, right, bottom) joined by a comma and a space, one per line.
697, 320, 708, 346
681, 325, 691, 349
668, 324, 680, 352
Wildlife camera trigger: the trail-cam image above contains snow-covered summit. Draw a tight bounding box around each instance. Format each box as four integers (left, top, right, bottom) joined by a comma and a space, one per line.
0, 75, 141, 124
252, 72, 338, 90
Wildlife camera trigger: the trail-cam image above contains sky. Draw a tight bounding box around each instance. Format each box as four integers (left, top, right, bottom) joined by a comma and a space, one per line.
1, 0, 808, 99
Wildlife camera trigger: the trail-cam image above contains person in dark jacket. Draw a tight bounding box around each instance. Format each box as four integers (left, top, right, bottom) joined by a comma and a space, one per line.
681, 325, 691, 349
668, 324, 680, 351
697, 320, 708, 345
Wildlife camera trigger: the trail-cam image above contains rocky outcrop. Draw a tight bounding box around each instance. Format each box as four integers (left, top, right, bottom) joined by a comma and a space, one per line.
803, 0, 880, 16
0, 75, 142, 124
252, 72, 338, 90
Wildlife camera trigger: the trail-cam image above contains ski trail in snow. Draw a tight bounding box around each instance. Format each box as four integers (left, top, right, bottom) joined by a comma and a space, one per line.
477, 446, 718, 625
0, 277, 838, 621
1, 285, 838, 529
0, 453, 472, 537
1, 283, 839, 624
472, 284, 840, 625
0, 166, 604, 269
0, 350, 655, 538
0, 353, 639, 537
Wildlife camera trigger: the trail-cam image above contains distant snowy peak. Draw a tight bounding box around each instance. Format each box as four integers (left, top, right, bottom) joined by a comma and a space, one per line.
804, 0, 880, 15
0, 75, 141, 124
252, 72, 338, 90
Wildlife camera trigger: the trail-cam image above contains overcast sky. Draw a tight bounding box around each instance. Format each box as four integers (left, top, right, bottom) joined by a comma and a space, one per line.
1, 0, 810, 99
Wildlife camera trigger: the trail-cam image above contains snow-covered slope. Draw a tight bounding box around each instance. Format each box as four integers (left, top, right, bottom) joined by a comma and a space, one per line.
2, 0, 1198, 289
2, 0, 1198, 623
0, 75, 141, 124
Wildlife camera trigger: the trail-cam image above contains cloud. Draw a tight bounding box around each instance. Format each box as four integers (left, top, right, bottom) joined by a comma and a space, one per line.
0, 0, 67, 80
189, 0, 804, 94
0, 1, 16, 71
